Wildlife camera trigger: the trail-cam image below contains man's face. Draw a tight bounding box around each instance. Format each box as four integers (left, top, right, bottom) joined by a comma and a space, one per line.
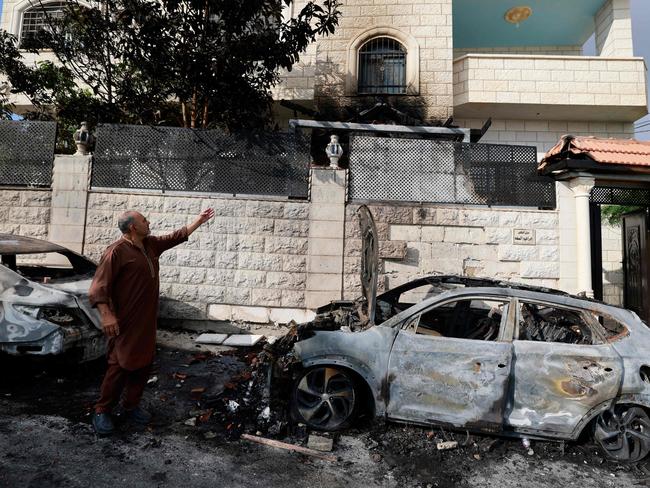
130, 213, 151, 237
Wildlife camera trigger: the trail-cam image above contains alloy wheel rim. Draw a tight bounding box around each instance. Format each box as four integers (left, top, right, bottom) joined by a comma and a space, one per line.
295, 367, 355, 429
594, 406, 650, 462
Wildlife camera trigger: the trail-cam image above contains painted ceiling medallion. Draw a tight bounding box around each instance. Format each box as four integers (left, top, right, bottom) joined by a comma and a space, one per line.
504, 6, 532, 25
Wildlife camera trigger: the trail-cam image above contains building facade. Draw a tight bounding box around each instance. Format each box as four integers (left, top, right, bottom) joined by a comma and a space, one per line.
1, 0, 649, 321
272, 0, 646, 153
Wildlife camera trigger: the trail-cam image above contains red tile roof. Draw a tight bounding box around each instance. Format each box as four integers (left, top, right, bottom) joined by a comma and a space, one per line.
542, 135, 650, 167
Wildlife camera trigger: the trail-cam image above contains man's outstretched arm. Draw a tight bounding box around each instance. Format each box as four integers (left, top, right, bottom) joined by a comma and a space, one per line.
151, 208, 215, 255
187, 208, 215, 235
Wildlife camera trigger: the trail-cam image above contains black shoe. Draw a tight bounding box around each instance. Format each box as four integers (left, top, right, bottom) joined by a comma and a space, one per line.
125, 406, 152, 425
92, 412, 115, 435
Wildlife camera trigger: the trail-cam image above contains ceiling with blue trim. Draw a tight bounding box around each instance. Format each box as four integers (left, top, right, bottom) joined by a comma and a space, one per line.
453, 0, 607, 48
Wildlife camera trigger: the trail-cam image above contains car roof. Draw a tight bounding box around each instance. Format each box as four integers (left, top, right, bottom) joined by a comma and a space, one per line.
0, 233, 68, 254
382, 274, 629, 311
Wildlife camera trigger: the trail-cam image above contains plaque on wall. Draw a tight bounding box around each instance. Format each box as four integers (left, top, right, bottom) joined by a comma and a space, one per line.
513, 229, 535, 245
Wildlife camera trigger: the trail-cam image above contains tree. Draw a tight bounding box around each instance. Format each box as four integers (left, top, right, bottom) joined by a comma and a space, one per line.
0, 0, 339, 130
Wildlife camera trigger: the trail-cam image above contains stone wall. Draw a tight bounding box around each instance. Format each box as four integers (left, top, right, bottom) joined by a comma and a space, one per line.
83, 191, 310, 320
343, 203, 559, 300
455, 118, 635, 155
276, 0, 454, 122
602, 223, 624, 306
596, 0, 634, 57
453, 55, 647, 118
0, 189, 51, 237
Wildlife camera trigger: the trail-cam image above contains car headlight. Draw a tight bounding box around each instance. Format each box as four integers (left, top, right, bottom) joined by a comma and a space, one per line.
12, 304, 85, 326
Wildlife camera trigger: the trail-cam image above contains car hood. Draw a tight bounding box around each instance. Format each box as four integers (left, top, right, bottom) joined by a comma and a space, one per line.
0, 268, 101, 332
358, 205, 379, 326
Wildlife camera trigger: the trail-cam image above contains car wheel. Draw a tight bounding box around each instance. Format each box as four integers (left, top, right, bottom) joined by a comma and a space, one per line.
292, 366, 357, 431
594, 405, 650, 462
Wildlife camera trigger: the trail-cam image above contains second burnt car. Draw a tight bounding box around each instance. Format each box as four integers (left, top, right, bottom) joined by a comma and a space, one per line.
284, 206, 650, 463
0, 234, 105, 362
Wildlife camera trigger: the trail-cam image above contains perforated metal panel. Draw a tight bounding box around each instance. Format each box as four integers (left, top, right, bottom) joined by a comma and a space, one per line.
348, 135, 555, 208
590, 186, 650, 206
92, 124, 310, 198
0, 120, 56, 187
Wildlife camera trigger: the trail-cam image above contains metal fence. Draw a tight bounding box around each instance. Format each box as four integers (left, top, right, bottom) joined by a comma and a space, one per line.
0, 120, 56, 187
348, 135, 556, 208
591, 186, 650, 206
91, 124, 311, 198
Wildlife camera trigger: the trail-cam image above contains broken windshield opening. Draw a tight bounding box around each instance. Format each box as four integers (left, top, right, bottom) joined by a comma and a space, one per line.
1, 251, 96, 282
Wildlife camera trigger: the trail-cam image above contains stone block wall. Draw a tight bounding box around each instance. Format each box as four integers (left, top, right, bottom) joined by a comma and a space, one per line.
602, 223, 624, 306
453, 55, 647, 111
0, 189, 51, 237
306, 0, 453, 122
343, 203, 560, 300
455, 118, 635, 155
596, 0, 634, 57
83, 191, 310, 319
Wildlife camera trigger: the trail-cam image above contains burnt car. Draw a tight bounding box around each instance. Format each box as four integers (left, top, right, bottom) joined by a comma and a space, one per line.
0, 234, 105, 362
287, 206, 650, 462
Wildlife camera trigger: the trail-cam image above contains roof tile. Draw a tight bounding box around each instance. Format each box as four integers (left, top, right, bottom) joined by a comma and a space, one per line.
542, 135, 650, 167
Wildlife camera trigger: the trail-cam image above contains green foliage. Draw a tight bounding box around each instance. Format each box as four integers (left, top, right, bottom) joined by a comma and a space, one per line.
601, 205, 644, 226
0, 0, 340, 137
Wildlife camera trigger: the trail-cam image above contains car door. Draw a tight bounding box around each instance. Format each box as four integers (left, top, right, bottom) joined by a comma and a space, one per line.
506, 298, 624, 437
385, 296, 515, 431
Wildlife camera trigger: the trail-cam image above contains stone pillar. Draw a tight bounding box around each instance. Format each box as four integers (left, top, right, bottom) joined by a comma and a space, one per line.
305, 168, 346, 309
570, 177, 596, 297
557, 181, 578, 293
48, 154, 92, 254
595, 0, 634, 57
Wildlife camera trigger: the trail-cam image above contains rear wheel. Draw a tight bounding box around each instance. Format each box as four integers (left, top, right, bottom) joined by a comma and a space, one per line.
292, 366, 358, 430
593, 405, 650, 463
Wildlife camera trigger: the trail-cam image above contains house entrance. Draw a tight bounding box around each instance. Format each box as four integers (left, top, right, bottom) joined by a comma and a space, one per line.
590, 186, 650, 325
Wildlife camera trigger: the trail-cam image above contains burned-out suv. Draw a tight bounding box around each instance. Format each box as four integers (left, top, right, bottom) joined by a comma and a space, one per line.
0, 234, 105, 362
288, 206, 650, 463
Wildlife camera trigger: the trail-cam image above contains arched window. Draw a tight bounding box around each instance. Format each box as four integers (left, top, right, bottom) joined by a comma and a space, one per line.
20, 2, 66, 49
358, 37, 407, 95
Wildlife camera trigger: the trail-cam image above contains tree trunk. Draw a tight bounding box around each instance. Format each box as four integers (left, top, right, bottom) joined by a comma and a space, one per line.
202, 99, 209, 129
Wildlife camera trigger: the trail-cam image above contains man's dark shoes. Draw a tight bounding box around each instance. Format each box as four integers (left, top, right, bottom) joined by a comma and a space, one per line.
125, 406, 152, 425
92, 412, 115, 435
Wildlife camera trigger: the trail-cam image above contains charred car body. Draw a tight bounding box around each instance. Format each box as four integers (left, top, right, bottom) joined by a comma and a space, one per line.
0, 234, 105, 362
281, 206, 650, 463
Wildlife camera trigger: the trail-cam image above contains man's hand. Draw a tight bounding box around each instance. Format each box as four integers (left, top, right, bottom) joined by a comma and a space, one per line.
102, 317, 120, 338
97, 303, 119, 338
187, 208, 215, 235
198, 208, 215, 224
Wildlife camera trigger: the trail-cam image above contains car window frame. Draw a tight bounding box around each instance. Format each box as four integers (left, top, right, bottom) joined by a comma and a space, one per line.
400, 295, 514, 343
512, 297, 609, 345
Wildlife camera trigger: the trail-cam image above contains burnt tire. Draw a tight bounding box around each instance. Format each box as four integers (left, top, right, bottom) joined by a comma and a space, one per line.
291, 366, 358, 431
594, 405, 650, 463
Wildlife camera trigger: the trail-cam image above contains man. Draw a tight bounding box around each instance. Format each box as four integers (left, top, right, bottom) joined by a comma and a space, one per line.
89, 208, 214, 435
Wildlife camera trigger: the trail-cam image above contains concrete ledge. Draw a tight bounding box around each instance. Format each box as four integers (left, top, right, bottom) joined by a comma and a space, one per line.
207, 304, 316, 324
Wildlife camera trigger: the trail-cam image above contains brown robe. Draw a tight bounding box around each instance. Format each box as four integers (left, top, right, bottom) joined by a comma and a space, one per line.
89, 227, 188, 370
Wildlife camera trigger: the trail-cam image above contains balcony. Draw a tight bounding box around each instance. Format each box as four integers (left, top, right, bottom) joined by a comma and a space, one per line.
453, 54, 648, 122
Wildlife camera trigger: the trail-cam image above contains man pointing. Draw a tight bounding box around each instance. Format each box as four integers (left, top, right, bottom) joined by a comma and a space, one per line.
89, 208, 214, 435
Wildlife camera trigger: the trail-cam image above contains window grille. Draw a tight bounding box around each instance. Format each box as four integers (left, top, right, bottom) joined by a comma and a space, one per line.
358, 37, 407, 95
20, 2, 66, 49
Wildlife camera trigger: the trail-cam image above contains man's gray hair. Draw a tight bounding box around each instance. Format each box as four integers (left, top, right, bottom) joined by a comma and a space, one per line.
118, 212, 136, 234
